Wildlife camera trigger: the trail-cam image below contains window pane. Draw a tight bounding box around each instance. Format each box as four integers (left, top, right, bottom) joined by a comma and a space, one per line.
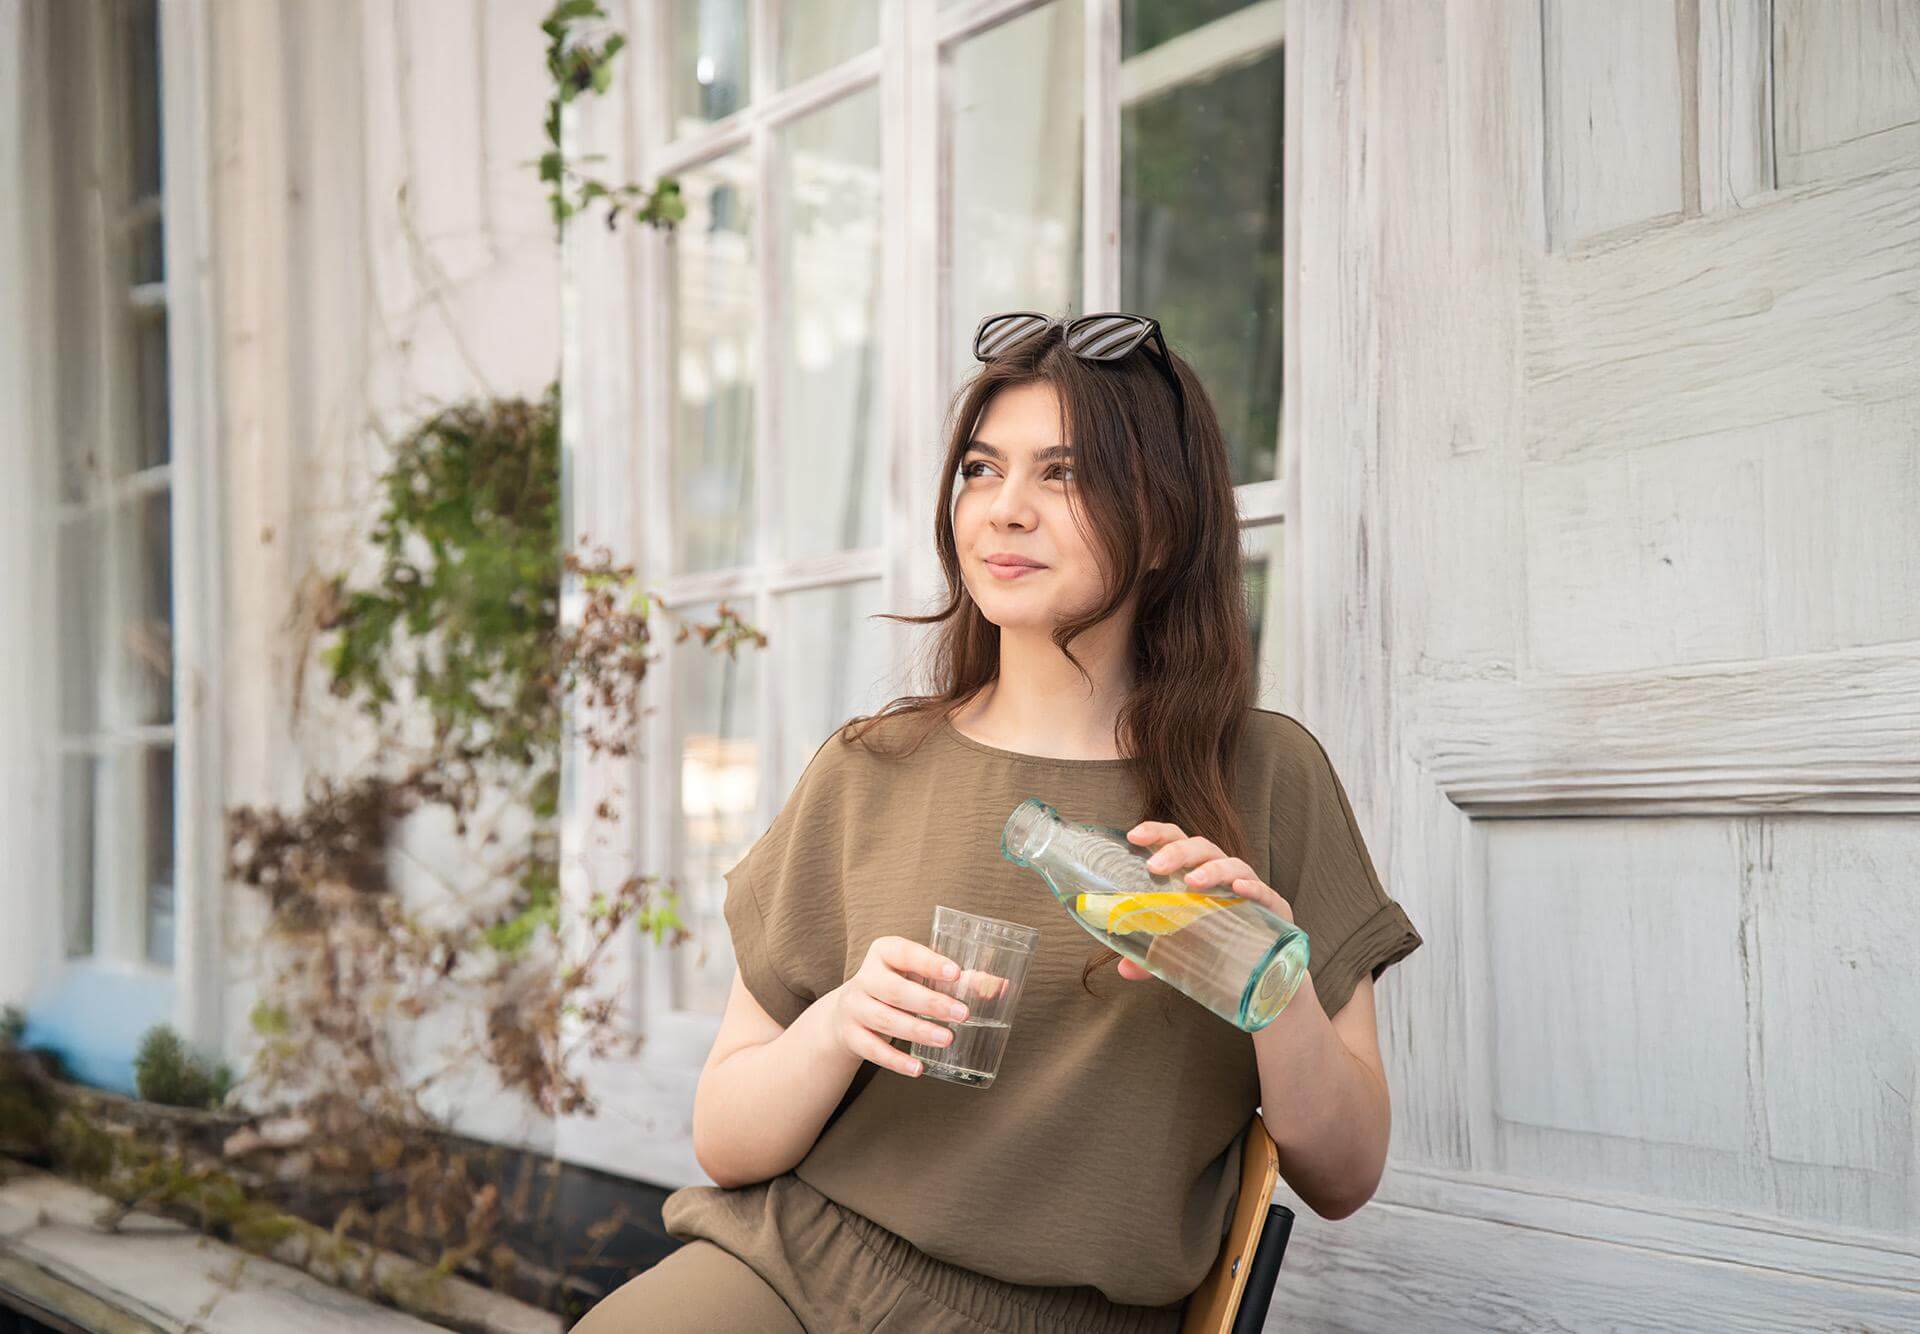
776, 580, 890, 796
131, 212, 165, 287
1121, 0, 1262, 58
670, 151, 759, 575
774, 88, 883, 559
1242, 520, 1284, 710
124, 0, 163, 201
58, 513, 104, 735
668, 0, 749, 136
145, 745, 174, 966
135, 312, 171, 468
777, 0, 878, 87
673, 599, 762, 1015
128, 489, 174, 726
1121, 38, 1283, 484
62, 754, 99, 958
947, 1, 1084, 395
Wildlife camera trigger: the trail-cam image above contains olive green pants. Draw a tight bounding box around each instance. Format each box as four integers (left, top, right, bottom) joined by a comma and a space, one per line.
575, 1234, 805, 1333
575, 1171, 1189, 1334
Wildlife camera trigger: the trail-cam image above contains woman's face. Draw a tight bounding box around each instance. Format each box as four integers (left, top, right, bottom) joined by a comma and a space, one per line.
953, 380, 1109, 631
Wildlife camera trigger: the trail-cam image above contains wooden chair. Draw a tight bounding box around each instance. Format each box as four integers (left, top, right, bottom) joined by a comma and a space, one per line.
1179, 1114, 1295, 1334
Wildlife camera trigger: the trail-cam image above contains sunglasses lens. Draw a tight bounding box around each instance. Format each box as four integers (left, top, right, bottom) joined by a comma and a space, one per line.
1064, 314, 1151, 360
975, 313, 1054, 360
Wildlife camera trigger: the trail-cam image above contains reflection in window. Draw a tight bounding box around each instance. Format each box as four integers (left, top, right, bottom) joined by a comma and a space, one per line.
145, 746, 175, 966
62, 757, 99, 958
776, 0, 878, 88
673, 600, 762, 1015
776, 580, 890, 796
774, 86, 884, 559
1243, 520, 1284, 710
947, 0, 1085, 395
1121, 0, 1264, 58
668, 0, 749, 135
1121, 10, 1284, 484
669, 150, 759, 575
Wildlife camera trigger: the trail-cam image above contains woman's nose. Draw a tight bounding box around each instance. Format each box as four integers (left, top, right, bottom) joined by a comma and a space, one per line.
988, 472, 1041, 525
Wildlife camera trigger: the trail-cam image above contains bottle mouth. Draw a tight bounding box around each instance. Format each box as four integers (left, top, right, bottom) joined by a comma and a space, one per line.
1000, 798, 1057, 867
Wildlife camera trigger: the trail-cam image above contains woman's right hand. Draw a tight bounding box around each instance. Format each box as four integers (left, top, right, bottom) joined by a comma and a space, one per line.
826, 937, 971, 1077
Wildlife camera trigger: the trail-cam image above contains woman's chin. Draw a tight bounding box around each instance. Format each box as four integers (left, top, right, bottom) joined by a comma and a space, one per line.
978, 606, 1058, 632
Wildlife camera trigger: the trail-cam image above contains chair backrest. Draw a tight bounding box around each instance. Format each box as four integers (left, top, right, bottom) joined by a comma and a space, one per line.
1177, 1114, 1293, 1334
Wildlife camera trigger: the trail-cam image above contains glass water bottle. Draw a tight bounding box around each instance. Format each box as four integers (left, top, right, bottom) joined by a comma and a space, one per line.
1000, 798, 1310, 1031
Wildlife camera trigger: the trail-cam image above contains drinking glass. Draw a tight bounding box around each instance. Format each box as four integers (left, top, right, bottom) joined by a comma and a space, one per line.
909, 906, 1039, 1088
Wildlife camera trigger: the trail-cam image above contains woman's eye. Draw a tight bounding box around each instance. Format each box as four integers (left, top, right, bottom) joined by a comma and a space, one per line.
957, 461, 1073, 481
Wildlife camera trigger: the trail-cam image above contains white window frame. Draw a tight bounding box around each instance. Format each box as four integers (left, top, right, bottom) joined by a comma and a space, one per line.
557, 0, 1291, 1182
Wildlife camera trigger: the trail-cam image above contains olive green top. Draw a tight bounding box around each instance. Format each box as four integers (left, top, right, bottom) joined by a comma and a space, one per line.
720, 706, 1423, 1308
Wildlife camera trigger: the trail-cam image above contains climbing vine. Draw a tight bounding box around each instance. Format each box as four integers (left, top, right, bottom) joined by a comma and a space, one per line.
539, 0, 686, 235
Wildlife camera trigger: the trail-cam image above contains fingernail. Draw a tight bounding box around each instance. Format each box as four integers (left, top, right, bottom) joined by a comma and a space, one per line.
1185, 869, 1203, 882
951, 1005, 967, 1020
943, 963, 959, 978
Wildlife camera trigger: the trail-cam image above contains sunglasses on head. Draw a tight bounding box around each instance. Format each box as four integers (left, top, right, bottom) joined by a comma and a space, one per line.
970, 310, 1188, 458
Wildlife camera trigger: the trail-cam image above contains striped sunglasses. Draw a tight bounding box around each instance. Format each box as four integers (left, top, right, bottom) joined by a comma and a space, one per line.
970, 310, 1188, 454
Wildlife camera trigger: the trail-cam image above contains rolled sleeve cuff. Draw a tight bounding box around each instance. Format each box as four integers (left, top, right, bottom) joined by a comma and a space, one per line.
722, 864, 815, 1030
1308, 899, 1423, 1021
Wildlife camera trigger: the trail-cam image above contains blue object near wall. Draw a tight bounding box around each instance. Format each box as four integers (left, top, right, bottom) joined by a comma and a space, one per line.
19, 964, 176, 1096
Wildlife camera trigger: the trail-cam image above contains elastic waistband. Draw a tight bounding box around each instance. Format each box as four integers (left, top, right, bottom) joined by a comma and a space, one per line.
824, 1190, 1188, 1334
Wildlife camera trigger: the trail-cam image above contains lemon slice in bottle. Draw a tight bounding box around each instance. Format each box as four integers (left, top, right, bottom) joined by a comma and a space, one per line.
1075, 891, 1236, 936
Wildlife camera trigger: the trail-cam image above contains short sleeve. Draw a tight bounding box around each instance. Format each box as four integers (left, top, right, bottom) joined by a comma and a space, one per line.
721, 734, 852, 1029
1267, 716, 1423, 1021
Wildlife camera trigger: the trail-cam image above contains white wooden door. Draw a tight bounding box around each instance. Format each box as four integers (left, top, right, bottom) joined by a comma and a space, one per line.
1284, 1, 1920, 1327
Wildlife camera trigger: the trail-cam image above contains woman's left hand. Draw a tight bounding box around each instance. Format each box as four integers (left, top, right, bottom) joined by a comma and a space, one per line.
1116, 822, 1295, 982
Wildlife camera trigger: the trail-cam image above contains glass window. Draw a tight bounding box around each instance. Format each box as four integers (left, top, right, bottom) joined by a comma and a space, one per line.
61, 756, 100, 958
672, 599, 763, 1014
773, 86, 884, 560
1242, 520, 1284, 710
1120, 9, 1284, 484
669, 149, 759, 575
135, 313, 170, 467
145, 745, 175, 966
668, 0, 750, 136
1121, 0, 1264, 58
57, 513, 105, 735
947, 0, 1085, 394
775, 581, 891, 796
776, 0, 879, 88
131, 488, 174, 726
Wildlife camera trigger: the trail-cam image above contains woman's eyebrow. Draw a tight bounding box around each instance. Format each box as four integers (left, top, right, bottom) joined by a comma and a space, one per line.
965, 440, 1073, 463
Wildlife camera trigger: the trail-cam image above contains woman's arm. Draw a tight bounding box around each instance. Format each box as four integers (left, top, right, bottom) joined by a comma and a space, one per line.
1249, 969, 1391, 1220
691, 971, 863, 1189
1122, 820, 1394, 1220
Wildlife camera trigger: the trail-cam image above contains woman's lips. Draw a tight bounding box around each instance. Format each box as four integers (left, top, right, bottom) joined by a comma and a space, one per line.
985, 560, 1046, 580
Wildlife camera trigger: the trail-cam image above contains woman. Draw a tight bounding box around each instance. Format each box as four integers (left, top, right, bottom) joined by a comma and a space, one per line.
576, 312, 1423, 1333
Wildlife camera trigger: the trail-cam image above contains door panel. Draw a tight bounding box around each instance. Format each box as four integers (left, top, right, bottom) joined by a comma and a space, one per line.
1285, 0, 1920, 1324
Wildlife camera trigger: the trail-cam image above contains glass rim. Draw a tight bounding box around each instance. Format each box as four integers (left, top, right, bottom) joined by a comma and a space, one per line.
933, 904, 1040, 949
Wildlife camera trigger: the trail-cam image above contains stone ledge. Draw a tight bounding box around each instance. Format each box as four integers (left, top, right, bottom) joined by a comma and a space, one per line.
0, 1167, 560, 1334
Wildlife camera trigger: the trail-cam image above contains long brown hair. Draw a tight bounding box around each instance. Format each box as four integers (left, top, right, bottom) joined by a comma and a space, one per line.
838, 320, 1255, 994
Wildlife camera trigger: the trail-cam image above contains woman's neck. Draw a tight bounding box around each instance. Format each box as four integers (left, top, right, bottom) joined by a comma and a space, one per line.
951, 624, 1136, 760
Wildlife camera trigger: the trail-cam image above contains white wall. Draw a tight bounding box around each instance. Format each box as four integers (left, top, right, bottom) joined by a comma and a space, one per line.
207, 0, 563, 1146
